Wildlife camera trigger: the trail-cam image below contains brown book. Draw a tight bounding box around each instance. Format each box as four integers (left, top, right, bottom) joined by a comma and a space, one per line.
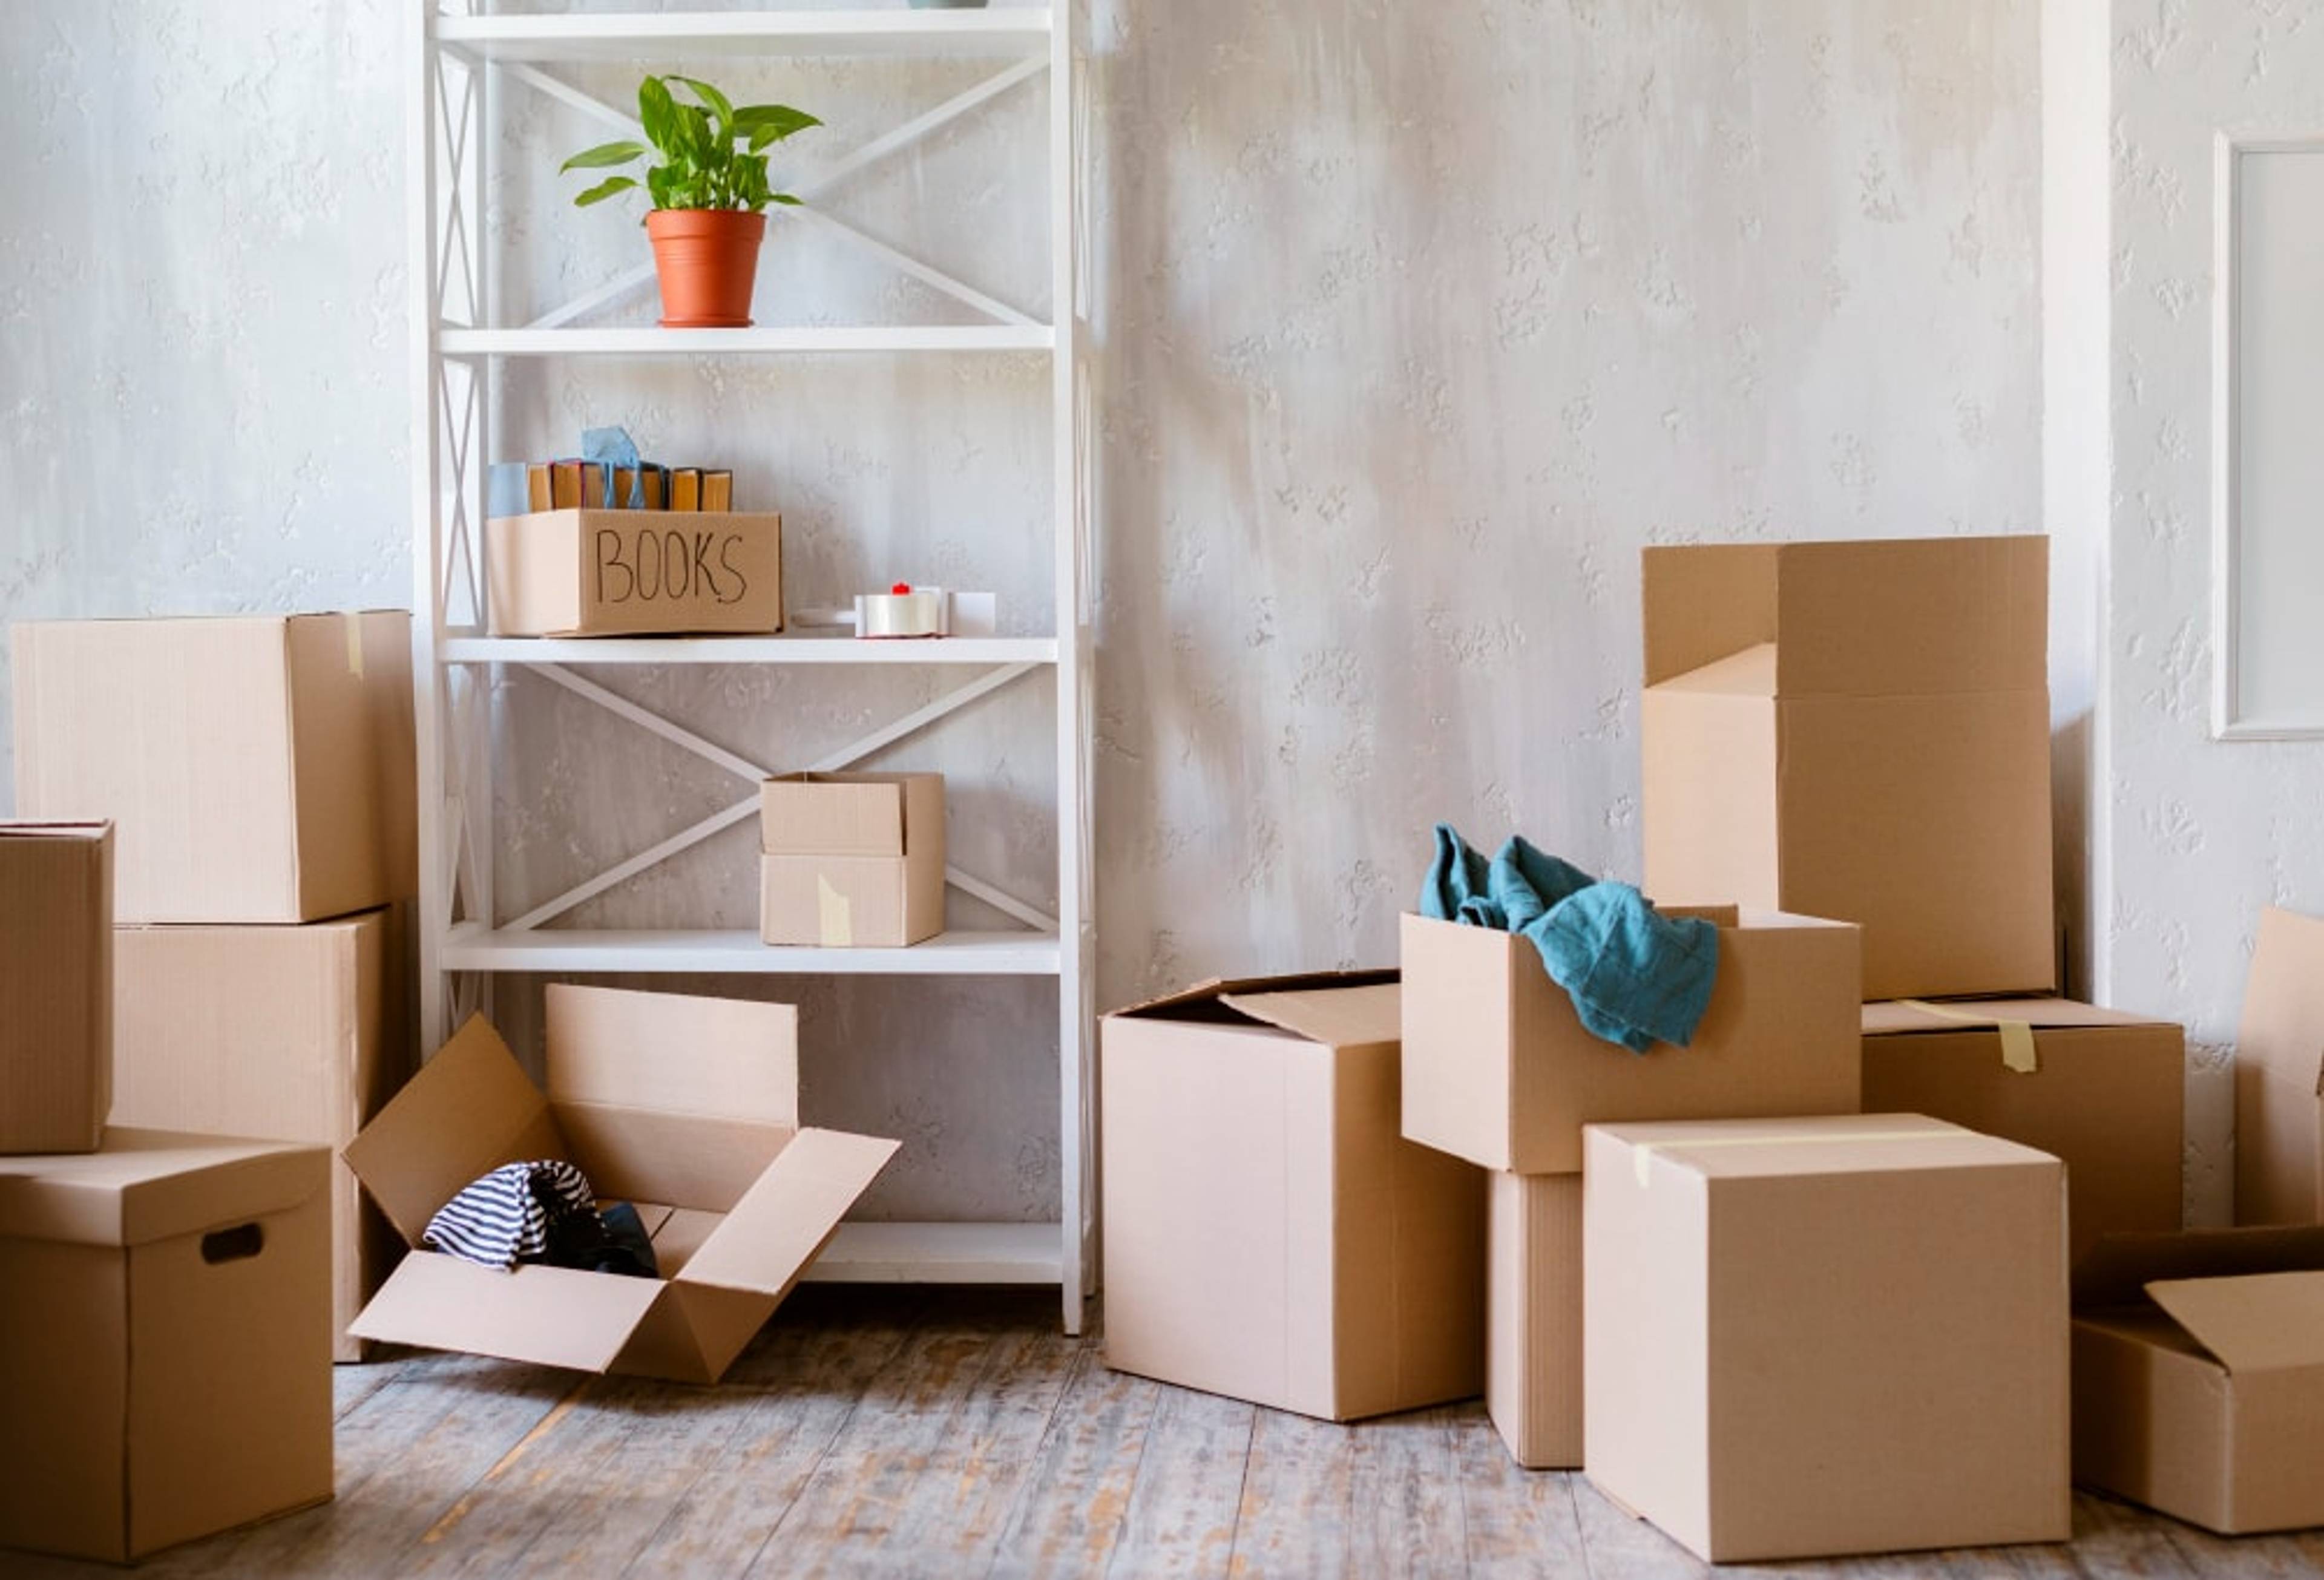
526, 464, 553, 513
670, 469, 701, 511
702, 470, 734, 512
614, 467, 638, 508
642, 468, 665, 510
580, 464, 606, 509
550, 461, 582, 509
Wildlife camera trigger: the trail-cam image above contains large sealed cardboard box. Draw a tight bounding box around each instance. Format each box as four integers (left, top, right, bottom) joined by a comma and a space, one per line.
1400, 906, 1861, 1174
111, 908, 412, 1361
344, 985, 898, 1382
485, 509, 783, 636
1101, 972, 1486, 1421
1862, 997, 2184, 1264
1486, 1171, 1581, 1469
12, 613, 417, 923
2073, 1226, 2324, 1533
0, 1129, 333, 1564
1584, 1114, 2069, 1562
0, 821, 111, 1155
1640, 536, 2054, 1001
760, 772, 944, 948
2234, 906, 2324, 1224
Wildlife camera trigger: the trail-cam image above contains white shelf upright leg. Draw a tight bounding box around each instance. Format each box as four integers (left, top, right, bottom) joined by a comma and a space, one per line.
409, 3, 450, 1053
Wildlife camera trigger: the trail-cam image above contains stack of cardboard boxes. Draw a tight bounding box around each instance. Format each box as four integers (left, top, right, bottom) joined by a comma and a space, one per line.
0, 612, 421, 1562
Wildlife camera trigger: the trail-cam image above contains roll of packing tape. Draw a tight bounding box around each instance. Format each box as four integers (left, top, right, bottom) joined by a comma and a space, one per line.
858, 587, 945, 638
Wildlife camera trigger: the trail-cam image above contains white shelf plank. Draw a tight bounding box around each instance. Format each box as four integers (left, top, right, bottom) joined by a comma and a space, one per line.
803, 1221, 1062, 1285
445, 634, 1059, 667
437, 9, 1052, 64
442, 925, 1060, 976
440, 325, 1053, 357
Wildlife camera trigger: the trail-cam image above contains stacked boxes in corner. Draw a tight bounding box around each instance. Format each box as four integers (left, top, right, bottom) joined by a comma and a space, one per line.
760, 772, 945, 948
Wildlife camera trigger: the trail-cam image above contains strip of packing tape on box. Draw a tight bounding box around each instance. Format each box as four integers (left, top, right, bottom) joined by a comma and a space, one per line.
343, 610, 365, 677
1894, 999, 2040, 1075
818, 874, 852, 947
1630, 1129, 1974, 1188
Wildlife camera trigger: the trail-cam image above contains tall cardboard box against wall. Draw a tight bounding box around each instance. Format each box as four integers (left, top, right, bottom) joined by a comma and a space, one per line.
11, 613, 417, 923
0, 821, 112, 1155
1101, 974, 1486, 1421
1639, 536, 2054, 1001
0, 1130, 334, 1564
110, 908, 412, 1360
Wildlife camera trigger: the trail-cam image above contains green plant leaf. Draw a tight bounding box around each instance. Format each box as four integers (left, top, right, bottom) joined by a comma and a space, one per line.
573, 174, 639, 208
735, 105, 821, 140
645, 164, 674, 208
560, 139, 644, 174
668, 76, 734, 137
770, 192, 802, 205
637, 76, 678, 157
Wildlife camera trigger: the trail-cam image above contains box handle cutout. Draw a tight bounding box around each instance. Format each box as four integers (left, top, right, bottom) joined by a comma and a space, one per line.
202, 1224, 266, 1265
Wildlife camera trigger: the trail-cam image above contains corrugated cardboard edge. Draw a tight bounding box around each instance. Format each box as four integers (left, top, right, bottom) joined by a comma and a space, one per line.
2144, 1271, 2324, 1374
1107, 968, 1398, 1021
1216, 983, 1401, 1050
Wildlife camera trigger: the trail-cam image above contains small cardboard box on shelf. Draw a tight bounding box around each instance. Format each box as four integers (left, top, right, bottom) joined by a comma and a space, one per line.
1861, 997, 2184, 1263
1486, 1171, 1581, 1469
1400, 905, 1861, 1175
1584, 1113, 2069, 1563
760, 772, 945, 948
1100, 972, 1486, 1421
0, 1130, 334, 1564
1640, 534, 2054, 1001
485, 509, 784, 637
343, 985, 897, 1383
2073, 1225, 2324, 1535
0, 821, 111, 1155
111, 907, 413, 1360
11, 612, 416, 924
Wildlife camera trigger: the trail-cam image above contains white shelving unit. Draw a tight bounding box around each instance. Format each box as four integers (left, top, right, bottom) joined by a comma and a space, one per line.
407, 5, 1094, 1328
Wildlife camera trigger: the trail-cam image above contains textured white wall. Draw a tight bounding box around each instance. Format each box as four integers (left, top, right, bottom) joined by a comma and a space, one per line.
2098, 0, 2324, 1225
1, 0, 2042, 1225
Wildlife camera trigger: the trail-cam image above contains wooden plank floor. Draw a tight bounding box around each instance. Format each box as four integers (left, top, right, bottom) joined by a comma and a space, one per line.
14, 1285, 2324, 1579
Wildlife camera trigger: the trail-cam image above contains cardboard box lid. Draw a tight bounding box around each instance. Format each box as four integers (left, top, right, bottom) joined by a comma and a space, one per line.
2144, 1271, 2324, 1374
545, 983, 798, 1129
759, 772, 939, 856
1641, 535, 2046, 697
1862, 998, 2177, 1037
0, 1127, 327, 1247
341, 1015, 566, 1245
350, 1249, 670, 1373
1108, 968, 1398, 1026
2073, 1225, 2324, 1310
675, 1126, 901, 1297
1214, 982, 1401, 1049
2238, 906, 2324, 1095
1600, 1112, 2055, 1184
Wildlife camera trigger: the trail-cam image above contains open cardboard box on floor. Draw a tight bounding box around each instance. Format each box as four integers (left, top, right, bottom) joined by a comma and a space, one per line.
0, 821, 111, 1155
1400, 904, 1862, 1174
343, 985, 897, 1383
2073, 1226, 2324, 1534
485, 510, 783, 636
1862, 997, 2184, 1264
1640, 535, 2055, 1001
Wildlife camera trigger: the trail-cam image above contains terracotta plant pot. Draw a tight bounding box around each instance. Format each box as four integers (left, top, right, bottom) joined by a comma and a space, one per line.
645, 209, 767, 328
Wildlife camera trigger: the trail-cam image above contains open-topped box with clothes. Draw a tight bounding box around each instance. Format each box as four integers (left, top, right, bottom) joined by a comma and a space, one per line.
342, 984, 897, 1384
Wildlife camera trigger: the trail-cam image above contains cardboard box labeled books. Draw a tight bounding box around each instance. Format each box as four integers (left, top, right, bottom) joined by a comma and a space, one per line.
1101, 973, 1485, 1421
1584, 1114, 2069, 1562
111, 908, 413, 1361
1400, 905, 1861, 1174
0, 821, 111, 1155
1862, 997, 2184, 1263
1486, 1172, 1581, 1469
1640, 535, 2054, 1001
485, 509, 783, 636
2073, 1226, 2324, 1534
12, 613, 417, 923
761, 772, 944, 948
2233, 906, 2324, 1225
343, 984, 898, 1382
0, 1130, 333, 1564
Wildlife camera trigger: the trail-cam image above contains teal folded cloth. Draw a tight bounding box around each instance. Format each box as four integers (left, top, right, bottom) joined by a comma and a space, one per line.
1419, 823, 1718, 1054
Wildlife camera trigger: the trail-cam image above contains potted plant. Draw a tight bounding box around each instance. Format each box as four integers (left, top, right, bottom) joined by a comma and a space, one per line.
562, 75, 820, 329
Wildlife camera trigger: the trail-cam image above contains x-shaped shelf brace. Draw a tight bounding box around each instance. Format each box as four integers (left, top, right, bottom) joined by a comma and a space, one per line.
504, 53, 1049, 332
496, 661, 1059, 936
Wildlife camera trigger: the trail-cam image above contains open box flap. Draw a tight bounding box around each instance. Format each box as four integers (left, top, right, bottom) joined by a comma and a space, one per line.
2145, 1271, 2324, 1374
1768, 535, 2046, 697
545, 984, 798, 1127
1641, 542, 1779, 687
341, 1015, 565, 1245
1862, 998, 2173, 1037
1216, 982, 1401, 1049
675, 1127, 899, 1298
552, 1101, 791, 1213
1108, 968, 1397, 1021
347, 1251, 665, 1373
2073, 1225, 2324, 1310
1647, 643, 1776, 697
2239, 907, 2324, 1095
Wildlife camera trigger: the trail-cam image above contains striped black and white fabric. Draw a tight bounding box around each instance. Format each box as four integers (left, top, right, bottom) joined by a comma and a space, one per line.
424, 1160, 597, 1271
